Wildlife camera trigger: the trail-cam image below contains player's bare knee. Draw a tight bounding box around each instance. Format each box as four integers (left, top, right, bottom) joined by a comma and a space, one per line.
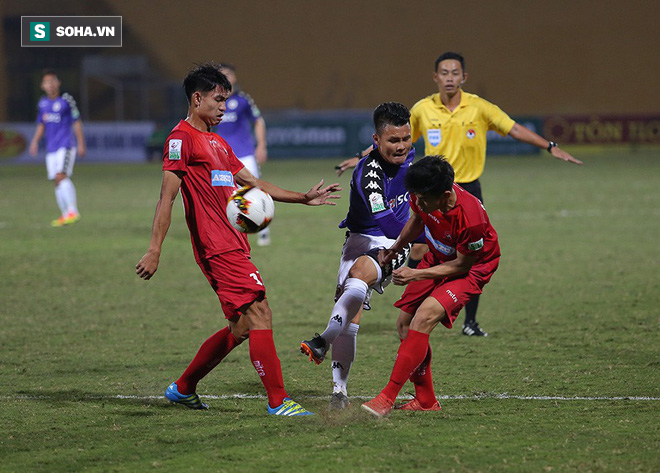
410, 305, 445, 334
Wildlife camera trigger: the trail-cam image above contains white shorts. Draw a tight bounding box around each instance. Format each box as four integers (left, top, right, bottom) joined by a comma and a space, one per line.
46, 147, 77, 180
238, 155, 260, 178
335, 232, 407, 310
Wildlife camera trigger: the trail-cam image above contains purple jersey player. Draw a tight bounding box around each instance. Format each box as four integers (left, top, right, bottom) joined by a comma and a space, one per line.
214, 64, 271, 246
300, 102, 422, 409
29, 69, 86, 227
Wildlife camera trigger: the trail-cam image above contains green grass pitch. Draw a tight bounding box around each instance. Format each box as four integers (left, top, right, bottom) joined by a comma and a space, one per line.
0, 149, 658, 472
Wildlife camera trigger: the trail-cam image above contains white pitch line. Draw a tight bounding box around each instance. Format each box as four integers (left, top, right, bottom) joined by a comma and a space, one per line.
5, 393, 660, 402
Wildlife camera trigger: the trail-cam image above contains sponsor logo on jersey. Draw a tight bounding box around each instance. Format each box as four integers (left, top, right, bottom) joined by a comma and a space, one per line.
367, 160, 381, 169
222, 112, 237, 123
211, 170, 234, 187
168, 139, 182, 160
365, 170, 380, 179
365, 181, 381, 191
388, 192, 410, 209
425, 226, 455, 255
369, 192, 386, 212
467, 238, 484, 251
42, 112, 61, 123
467, 129, 476, 139
427, 129, 441, 146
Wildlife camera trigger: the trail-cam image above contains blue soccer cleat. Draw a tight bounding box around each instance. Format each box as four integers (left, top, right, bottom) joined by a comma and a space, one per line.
165, 382, 209, 410
267, 397, 314, 416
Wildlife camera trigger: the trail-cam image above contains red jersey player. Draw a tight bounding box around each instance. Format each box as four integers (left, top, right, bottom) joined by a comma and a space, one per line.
135, 63, 341, 416
362, 156, 500, 417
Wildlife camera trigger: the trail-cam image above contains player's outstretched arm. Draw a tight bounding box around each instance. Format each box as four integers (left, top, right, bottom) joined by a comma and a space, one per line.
509, 123, 583, 165
135, 170, 182, 280
235, 167, 341, 205
335, 145, 374, 176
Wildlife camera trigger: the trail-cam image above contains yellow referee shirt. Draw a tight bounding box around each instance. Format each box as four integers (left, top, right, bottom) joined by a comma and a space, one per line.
410, 91, 515, 183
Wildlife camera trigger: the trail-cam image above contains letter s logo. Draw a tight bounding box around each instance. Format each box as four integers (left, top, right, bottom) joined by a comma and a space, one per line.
34, 24, 45, 39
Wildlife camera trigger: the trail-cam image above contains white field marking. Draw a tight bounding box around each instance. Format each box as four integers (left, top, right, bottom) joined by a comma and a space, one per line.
5, 393, 660, 402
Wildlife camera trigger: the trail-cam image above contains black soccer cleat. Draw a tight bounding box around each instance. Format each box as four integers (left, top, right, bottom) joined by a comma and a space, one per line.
300, 333, 328, 365
462, 322, 489, 337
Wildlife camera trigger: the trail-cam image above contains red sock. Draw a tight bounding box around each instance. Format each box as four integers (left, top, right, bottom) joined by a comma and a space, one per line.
409, 344, 437, 407
176, 326, 241, 394
381, 330, 430, 402
249, 329, 288, 408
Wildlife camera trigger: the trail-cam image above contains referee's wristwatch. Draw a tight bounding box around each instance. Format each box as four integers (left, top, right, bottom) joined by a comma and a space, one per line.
546, 141, 558, 153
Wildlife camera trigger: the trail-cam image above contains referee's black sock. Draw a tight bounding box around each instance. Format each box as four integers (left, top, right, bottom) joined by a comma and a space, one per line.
407, 258, 421, 269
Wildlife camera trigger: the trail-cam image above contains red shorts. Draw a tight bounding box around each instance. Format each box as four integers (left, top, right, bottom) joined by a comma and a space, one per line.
394, 254, 499, 329
198, 250, 266, 319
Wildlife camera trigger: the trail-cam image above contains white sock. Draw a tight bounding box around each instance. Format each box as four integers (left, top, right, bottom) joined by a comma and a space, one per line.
332, 323, 359, 395
54, 183, 67, 216
59, 178, 78, 214
321, 278, 368, 344
258, 227, 270, 239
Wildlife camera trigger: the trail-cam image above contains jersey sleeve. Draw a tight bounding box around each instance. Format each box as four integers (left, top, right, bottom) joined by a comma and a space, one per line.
244, 93, 262, 123
410, 102, 423, 143
481, 98, 515, 136
456, 204, 489, 256
226, 142, 245, 175
36, 99, 44, 124
62, 93, 81, 121
162, 130, 193, 173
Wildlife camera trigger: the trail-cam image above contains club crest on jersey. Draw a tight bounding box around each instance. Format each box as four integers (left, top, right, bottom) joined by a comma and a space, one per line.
227, 98, 238, 110
52, 101, 62, 112
427, 129, 441, 146
466, 129, 476, 139
211, 170, 234, 187
168, 139, 182, 160
369, 192, 386, 212
425, 226, 455, 255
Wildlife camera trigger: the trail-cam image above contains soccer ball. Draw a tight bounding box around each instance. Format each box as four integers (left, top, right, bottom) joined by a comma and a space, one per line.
226, 186, 275, 233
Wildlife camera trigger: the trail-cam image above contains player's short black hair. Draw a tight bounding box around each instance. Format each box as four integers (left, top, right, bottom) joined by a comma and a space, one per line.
435, 52, 466, 73
373, 102, 410, 135
183, 62, 232, 103
41, 68, 58, 79
405, 155, 455, 196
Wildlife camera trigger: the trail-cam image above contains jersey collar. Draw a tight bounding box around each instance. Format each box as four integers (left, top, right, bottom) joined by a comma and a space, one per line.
432, 90, 469, 112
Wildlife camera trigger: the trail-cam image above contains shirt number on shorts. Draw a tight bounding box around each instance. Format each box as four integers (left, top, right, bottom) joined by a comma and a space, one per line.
249, 271, 264, 286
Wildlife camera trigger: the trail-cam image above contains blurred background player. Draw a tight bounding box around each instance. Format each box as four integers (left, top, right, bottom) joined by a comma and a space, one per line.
215, 63, 271, 246
362, 156, 501, 417
300, 102, 422, 409
29, 69, 86, 227
136, 63, 341, 416
336, 52, 582, 337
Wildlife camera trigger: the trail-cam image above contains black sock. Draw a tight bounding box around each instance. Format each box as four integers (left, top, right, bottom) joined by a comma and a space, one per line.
464, 295, 480, 325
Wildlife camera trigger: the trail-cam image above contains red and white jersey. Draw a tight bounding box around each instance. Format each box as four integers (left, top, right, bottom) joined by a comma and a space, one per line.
410, 184, 500, 282
162, 120, 248, 262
